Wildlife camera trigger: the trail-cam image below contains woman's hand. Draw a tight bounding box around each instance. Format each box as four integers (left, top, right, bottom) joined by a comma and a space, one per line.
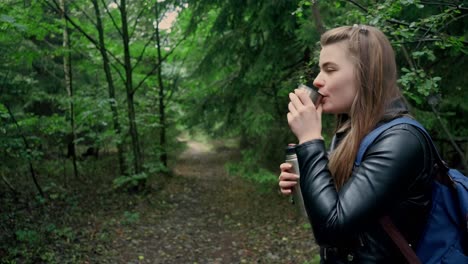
278, 163, 299, 195
287, 89, 323, 144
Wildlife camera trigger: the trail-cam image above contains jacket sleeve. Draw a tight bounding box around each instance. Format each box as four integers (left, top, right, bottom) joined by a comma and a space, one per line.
296, 125, 427, 247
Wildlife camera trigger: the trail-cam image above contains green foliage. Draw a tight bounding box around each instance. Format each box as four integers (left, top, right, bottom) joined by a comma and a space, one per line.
0, 110, 44, 181
113, 173, 149, 190
52, 227, 75, 241
43, 182, 68, 200
7, 220, 78, 263
121, 211, 140, 225
226, 149, 278, 191
399, 67, 442, 104
292, 0, 312, 18
303, 254, 321, 264
15, 229, 40, 245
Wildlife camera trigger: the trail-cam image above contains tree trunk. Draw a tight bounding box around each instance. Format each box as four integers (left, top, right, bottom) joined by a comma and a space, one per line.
92, 0, 127, 175
120, 0, 143, 174
60, 0, 79, 179
154, 3, 168, 168
311, 1, 325, 35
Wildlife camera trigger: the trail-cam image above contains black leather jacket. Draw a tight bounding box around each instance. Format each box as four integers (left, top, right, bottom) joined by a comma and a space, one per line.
296, 101, 435, 263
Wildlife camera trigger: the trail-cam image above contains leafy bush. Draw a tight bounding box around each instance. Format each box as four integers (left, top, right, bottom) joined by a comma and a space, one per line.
113, 173, 149, 190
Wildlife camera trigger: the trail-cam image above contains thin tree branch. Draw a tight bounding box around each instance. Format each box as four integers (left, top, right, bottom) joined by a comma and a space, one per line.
5, 104, 44, 198
164, 50, 189, 104
44, 0, 126, 68
438, 13, 468, 33
401, 44, 416, 70
100, 0, 123, 38
129, 4, 168, 71
129, 5, 148, 40
419, 1, 468, 11
164, 76, 178, 104
416, 23, 435, 50
430, 103, 468, 171
311, 0, 325, 34
1, 173, 18, 195
132, 35, 187, 94
132, 32, 156, 70
345, 0, 368, 13
110, 59, 127, 85
418, 10, 467, 49
394, 38, 442, 44
69, 0, 98, 28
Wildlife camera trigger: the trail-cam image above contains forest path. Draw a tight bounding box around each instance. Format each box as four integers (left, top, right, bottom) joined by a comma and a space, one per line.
107, 139, 318, 264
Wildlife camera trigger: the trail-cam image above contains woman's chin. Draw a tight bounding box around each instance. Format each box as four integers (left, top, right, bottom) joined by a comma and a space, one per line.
321, 105, 332, 114
322, 104, 349, 115
323, 108, 342, 115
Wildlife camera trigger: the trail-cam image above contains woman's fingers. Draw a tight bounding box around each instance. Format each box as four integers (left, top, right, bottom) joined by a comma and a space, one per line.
316, 101, 323, 116
287, 87, 323, 143
279, 178, 298, 188
289, 90, 318, 117
278, 162, 299, 195
289, 92, 304, 112
288, 101, 297, 115
279, 171, 299, 181
280, 162, 293, 171
294, 88, 313, 106
280, 187, 293, 195
279, 178, 297, 195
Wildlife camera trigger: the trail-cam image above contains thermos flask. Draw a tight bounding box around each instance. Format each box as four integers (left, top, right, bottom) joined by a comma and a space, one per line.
285, 144, 308, 217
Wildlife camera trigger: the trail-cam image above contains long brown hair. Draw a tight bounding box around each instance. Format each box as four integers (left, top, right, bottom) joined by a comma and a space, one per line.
322, 25, 403, 188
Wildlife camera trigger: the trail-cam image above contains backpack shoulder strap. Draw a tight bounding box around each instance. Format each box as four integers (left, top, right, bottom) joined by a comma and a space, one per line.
355, 117, 427, 166
380, 216, 422, 264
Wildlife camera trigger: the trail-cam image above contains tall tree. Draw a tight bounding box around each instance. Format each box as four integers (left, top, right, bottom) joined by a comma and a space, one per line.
91, 0, 126, 175
119, 0, 142, 174
60, 0, 79, 179
154, 2, 169, 167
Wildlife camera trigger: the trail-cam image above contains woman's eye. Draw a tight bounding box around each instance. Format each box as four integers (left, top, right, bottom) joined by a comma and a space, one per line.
325, 68, 335, 72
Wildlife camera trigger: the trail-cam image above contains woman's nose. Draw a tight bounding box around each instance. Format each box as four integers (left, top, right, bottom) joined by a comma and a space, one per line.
313, 73, 324, 89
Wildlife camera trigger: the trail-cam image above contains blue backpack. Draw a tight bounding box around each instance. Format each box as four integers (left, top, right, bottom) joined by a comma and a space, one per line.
355, 117, 468, 264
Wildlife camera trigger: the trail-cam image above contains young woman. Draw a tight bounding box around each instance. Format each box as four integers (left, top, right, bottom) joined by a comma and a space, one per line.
278, 25, 435, 263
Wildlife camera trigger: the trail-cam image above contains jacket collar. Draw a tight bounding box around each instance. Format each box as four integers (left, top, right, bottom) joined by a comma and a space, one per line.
379, 96, 410, 124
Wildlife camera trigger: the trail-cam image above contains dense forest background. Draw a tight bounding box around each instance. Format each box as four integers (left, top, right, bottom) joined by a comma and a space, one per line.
0, 0, 466, 263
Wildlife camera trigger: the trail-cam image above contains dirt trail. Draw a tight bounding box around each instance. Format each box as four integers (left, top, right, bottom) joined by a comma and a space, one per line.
108, 140, 318, 264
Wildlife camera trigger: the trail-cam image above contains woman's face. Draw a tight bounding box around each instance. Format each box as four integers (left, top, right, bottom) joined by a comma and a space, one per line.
313, 41, 358, 114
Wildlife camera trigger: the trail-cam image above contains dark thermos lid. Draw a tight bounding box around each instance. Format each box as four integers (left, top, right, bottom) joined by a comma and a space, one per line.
285, 143, 297, 155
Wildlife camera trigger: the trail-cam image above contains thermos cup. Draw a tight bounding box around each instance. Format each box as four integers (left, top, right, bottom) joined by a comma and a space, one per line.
298, 84, 322, 106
